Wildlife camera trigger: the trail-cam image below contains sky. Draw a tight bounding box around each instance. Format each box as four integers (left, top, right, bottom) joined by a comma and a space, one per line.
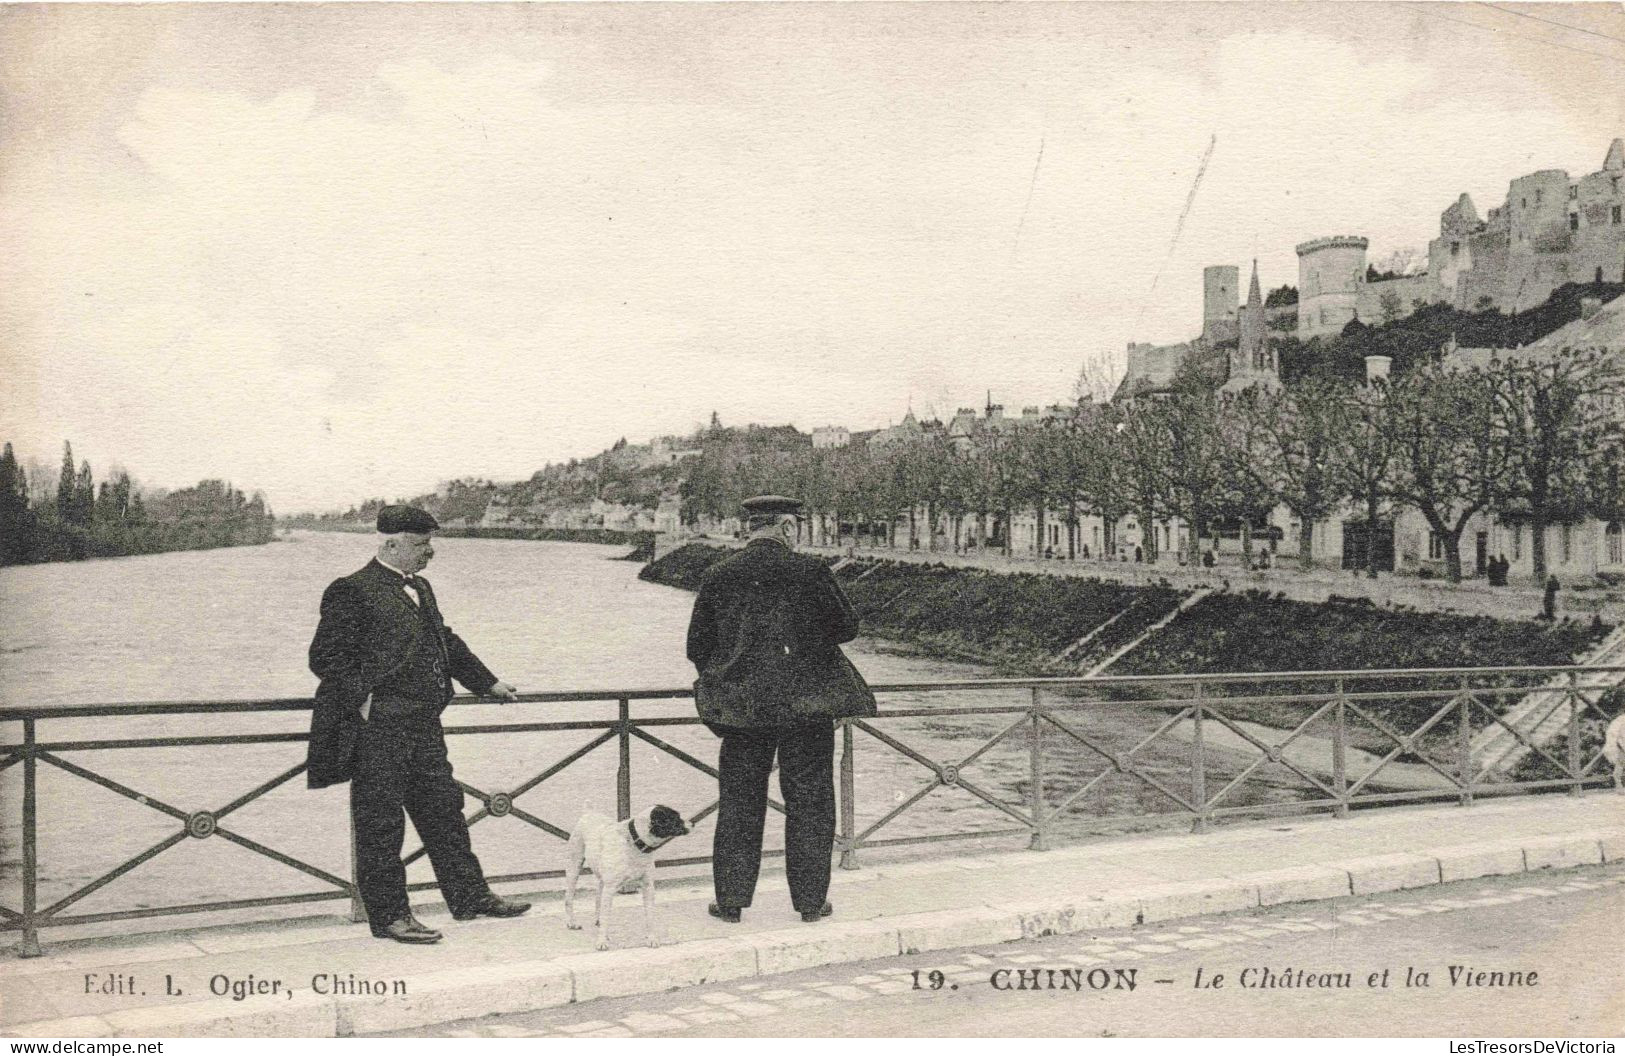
2, 3, 1623, 513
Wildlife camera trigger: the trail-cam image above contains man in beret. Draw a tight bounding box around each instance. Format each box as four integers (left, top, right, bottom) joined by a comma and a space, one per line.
686, 495, 876, 924
307, 504, 530, 944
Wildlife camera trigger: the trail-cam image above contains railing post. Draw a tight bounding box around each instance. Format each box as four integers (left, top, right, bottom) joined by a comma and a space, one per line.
1567, 672, 1582, 797
1028, 687, 1048, 851
348, 812, 367, 925
616, 698, 632, 820
1457, 677, 1474, 807
839, 719, 859, 870
1190, 681, 1208, 834
20, 719, 40, 958
1332, 678, 1349, 818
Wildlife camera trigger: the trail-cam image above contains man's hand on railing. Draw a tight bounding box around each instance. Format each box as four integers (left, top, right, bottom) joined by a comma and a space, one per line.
486, 681, 519, 704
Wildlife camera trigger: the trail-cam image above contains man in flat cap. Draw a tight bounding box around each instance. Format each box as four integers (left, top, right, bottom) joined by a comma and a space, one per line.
686, 495, 876, 924
307, 504, 530, 944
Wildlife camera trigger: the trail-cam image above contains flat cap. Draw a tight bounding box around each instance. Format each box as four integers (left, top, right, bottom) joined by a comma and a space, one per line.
377, 504, 440, 534
741, 494, 803, 517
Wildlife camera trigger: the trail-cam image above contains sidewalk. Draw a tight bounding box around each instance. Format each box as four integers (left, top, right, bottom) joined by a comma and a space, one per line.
4, 795, 1621, 1037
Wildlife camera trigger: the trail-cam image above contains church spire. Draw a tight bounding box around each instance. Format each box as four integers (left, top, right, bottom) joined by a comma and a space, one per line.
1247, 259, 1262, 308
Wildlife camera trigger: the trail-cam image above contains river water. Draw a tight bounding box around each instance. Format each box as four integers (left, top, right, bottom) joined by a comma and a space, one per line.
0, 533, 1252, 929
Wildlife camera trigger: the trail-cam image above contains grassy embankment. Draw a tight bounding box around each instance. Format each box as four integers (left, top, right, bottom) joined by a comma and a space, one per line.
642, 544, 1615, 752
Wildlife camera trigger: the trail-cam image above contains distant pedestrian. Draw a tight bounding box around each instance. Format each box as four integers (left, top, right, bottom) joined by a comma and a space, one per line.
1202, 549, 1215, 568
1543, 575, 1560, 620
1134, 545, 1143, 563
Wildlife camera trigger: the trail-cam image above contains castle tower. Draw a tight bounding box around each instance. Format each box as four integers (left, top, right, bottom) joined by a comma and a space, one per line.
1239, 260, 1264, 368
1222, 261, 1279, 394
1202, 265, 1240, 342
1296, 235, 1368, 338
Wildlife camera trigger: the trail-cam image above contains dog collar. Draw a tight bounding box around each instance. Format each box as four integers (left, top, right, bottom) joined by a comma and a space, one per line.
627, 818, 669, 855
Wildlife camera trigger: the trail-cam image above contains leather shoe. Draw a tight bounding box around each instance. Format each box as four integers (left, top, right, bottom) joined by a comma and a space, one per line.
800, 901, 833, 923
372, 915, 442, 943
451, 893, 531, 921
707, 902, 742, 923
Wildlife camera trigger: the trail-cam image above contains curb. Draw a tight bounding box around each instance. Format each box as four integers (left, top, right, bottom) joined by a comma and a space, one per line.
10, 829, 1623, 1037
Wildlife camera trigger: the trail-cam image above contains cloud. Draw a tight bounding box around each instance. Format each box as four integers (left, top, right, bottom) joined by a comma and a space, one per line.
1, 12, 1619, 511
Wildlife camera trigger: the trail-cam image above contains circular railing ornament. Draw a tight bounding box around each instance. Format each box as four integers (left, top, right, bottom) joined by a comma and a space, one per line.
489, 792, 513, 817
186, 811, 217, 839
939, 764, 960, 786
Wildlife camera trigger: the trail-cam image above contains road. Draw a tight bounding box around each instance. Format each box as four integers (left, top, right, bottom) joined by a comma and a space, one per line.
386, 863, 1625, 1038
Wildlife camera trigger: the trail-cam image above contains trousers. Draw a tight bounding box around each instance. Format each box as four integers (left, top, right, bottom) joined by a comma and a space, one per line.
712, 721, 835, 915
349, 710, 488, 925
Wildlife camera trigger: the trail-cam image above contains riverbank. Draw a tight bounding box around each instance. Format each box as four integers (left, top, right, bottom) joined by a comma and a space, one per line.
640, 544, 1614, 748
798, 540, 1624, 621
0, 530, 277, 567
642, 544, 1604, 675
278, 521, 654, 550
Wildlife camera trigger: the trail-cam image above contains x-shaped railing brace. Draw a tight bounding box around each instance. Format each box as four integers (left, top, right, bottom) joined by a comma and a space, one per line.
400, 723, 784, 868
13, 753, 344, 925
846, 715, 1035, 847
1343, 694, 1464, 797
1039, 706, 1198, 818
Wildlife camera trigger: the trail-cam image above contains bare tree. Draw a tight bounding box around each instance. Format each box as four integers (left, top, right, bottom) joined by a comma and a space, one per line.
1073, 402, 1131, 559
22, 455, 56, 508
1388, 364, 1508, 583
1147, 374, 1227, 563
1072, 349, 1123, 405
1241, 375, 1353, 570
1116, 401, 1167, 563
1336, 379, 1404, 578
1214, 388, 1281, 568
1046, 408, 1092, 559
1485, 345, 1625, 582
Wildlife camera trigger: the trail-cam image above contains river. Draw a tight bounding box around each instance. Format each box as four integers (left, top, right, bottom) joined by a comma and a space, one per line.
0, 532, 1267, 932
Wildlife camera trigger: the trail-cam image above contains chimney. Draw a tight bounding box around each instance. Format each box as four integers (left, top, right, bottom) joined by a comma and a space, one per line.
1365, 355, 1392, 384
1581, 296, 1602, 320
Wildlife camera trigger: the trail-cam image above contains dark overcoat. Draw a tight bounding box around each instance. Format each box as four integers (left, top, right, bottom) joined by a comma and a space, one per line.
306, 559, 496, 789
685, 539, 877, 729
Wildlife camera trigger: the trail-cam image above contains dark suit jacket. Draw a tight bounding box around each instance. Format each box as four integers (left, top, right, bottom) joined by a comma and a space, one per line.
306, 559, 497, 789
686, 539, 876, 729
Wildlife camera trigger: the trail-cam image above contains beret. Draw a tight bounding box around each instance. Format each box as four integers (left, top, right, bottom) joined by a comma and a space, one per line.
741, 494, 803, 517
377, 504, 440, 534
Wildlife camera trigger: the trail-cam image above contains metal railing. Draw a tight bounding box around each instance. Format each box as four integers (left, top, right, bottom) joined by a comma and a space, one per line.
2, 666, 1619, 958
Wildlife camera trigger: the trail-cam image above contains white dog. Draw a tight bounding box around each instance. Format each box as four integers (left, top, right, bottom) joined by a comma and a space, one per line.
564, 805, 691, 950
1603, 714, 1625, 793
